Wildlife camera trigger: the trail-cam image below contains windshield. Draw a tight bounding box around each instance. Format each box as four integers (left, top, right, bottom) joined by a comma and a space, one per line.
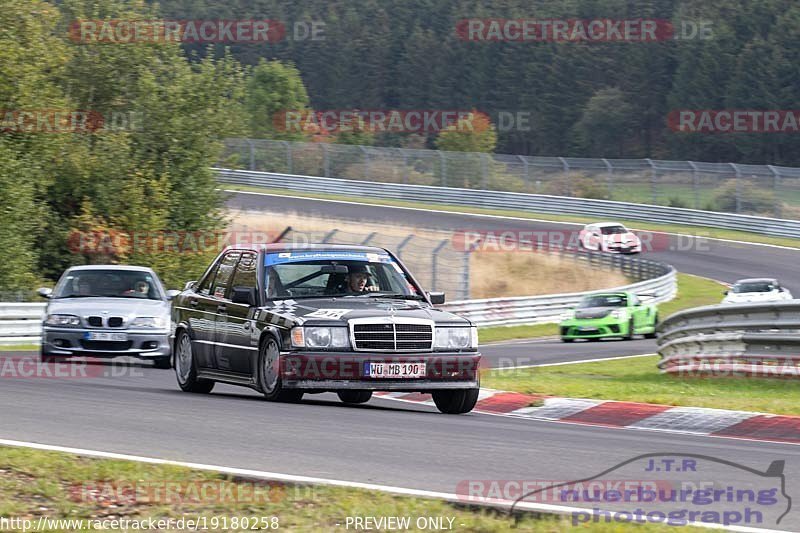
600, 226, 628, 235
733, 282, 775, 294
579, 294, 627, 308
265, 252, 422, 299
53, 270, 163, 300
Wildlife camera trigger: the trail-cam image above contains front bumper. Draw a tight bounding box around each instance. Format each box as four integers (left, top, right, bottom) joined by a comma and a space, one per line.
560, 318, 628, 339
280, 351, 481, 391
42, 327, 171, 358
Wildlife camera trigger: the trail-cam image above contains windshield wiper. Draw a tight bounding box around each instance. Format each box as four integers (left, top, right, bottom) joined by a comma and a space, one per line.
360, 293, 425, 300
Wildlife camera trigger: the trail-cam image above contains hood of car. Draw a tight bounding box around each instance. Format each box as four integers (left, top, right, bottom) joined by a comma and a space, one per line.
602, 232, 639, 244
260, 297, 470, 326
723, 291, 785, 303
47, 297, 169, 318
574, 307, 617, 319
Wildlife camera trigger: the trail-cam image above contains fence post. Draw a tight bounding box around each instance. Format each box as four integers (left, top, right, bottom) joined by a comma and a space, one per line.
558, 157, 570, 196
283, 141, 293, 174
360, 146, 370, 180
439, 152, 447, 187
481, 153, 489, 189
396, 234, 414, 259
645, 159, 657, 204
518, 155, 530, 188
321, 143, 330, 177
399, 148, 410, 184
602, 158, 613, 200
246, 139, 256, 171
688, 161, 700, 209
731, 163, 742, 214
768, 165, 781, 218
431, 240, 449, 291
322, 229, 338, 243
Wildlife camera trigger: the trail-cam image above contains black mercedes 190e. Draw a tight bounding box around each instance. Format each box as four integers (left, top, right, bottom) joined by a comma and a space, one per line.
170, 244, 481, 414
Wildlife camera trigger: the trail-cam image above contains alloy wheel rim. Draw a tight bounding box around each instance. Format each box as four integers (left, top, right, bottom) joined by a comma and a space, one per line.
262, 341, 279, 393
176, 333, 192, 385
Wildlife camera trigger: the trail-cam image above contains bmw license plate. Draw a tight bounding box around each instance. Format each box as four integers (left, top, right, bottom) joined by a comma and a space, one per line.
84, 331, 128, 341
365, 362, 426, 379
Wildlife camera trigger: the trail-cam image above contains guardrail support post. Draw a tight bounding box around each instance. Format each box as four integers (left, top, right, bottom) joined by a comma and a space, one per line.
558, 157, 570, 196
246, 139, 256, 171
688, 161, 700, 209
431, 240, 449, 291
731, 163, 742, 214
519, 155, 530, 188
361, 232, 378, 246
399, 149, 410, 184
439, 152, 447, 187
360, 146, 370, 180
282, 141, 292, 174
481, 153, 489, 189
321, 143, 330, 177
602, 158, 613, 200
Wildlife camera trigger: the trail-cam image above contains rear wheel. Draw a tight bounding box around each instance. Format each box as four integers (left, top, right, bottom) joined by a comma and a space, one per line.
432, 389, 479, 414
258, 337, 303, 403
337, 390, 373, 404
174, 330, 215, 394
644, 315, 659, 339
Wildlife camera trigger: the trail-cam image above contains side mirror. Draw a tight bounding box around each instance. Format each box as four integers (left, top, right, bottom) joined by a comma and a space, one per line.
166, 289, 181, 300
37, 287, 52, 299
231, 286, 257, 306
428, 291, 446, 305
184, 280, 196, 291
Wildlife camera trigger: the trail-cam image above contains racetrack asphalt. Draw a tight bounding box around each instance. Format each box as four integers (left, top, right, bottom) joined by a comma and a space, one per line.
2, 355, 800, 531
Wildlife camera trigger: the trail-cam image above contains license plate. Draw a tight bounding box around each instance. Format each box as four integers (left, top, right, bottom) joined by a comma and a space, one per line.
365, 362, 426, 379
84, 331, 128, 341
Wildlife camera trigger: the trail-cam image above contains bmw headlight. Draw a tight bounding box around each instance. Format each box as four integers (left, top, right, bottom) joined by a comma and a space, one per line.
44, 314, 81, 327
131, 316, 168, 328
291, 327, 350, 349
435, 327, 477, 350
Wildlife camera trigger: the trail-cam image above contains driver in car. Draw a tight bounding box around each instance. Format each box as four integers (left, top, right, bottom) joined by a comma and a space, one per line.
347, 264, 379, 293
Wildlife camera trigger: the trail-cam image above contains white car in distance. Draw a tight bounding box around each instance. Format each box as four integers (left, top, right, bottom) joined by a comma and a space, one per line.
579, 223, 642, 254
722, 278, 793, 304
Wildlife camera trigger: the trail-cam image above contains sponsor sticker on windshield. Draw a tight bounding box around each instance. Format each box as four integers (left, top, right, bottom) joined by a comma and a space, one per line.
265, 251, 392, 266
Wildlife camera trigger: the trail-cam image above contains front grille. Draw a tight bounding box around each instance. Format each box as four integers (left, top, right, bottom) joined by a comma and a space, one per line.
87, 316, 103, 327
80, 340, 132, 351
107, 316, 124, 328
352, 321, 433, 352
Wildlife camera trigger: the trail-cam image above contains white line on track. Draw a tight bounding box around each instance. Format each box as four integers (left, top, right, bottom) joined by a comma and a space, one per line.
0, 438, 785, 532
495, 353, 657, 370
226, 189, 800, 252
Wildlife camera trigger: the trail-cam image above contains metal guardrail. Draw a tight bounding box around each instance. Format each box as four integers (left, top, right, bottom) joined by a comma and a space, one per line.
441, 262, 676, 327
0, 303, 45, 345
216, 168, 800, 239
222, 139, 800, 218
657, 302, 800, 378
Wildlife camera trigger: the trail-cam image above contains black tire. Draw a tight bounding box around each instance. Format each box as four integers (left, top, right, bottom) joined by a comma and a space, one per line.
153, 356, 172, 369
257, 336, 304, 403
174, 330, 215, 394
623, 319, 635, 341
432, 388, 480, 414
561, 337, 575, 343
337, 390, 373, 404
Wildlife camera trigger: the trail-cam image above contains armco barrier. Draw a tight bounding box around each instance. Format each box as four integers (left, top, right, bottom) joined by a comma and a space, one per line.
0, 303, 46, 345
657, 302, 800, 377
216, 168, 800, 238
441, 265, 676, 327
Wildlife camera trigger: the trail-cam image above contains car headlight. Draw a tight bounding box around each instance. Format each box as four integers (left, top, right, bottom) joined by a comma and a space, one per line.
130, 316, 168, 328
435, 327, 477, 350
44, 314, 81, 327
610, 310, 626, 319
291, 327, 350, 349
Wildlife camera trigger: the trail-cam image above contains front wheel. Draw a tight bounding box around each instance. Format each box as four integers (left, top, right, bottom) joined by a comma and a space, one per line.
174, 330, 215, 394
432, 389, 479, 414
337, 390, 373, 404
623, 319, 635, 341
258, 337, 303, 403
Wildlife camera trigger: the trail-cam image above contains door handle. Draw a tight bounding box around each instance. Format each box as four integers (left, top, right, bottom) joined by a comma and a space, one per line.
217, 304, 227, 313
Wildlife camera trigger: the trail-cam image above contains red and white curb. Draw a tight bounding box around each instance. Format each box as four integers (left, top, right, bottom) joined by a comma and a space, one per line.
374, 390, 800, 445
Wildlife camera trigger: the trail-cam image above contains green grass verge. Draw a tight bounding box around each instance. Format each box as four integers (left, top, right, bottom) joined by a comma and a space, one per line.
478, 274, 724, 344
223, 184, 800, 249
483, 355, 800, 416
0, 446, 703, 532
0, 344, 40, 351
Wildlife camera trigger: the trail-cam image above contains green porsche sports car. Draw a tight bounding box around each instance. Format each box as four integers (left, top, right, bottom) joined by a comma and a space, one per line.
559, 292, 658, 342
